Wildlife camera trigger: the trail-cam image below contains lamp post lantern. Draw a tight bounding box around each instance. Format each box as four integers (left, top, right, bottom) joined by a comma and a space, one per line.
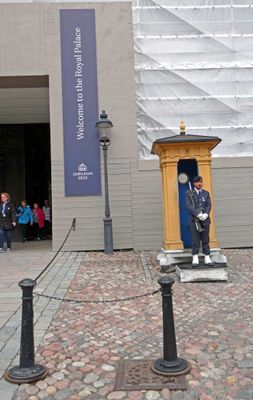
96, 110, 114, 254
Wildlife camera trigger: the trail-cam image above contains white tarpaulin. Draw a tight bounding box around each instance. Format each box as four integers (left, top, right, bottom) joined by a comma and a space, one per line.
133, 0, 253, 158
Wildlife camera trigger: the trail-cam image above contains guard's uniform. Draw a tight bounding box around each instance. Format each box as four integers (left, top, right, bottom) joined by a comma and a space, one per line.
185, 189, 211, 255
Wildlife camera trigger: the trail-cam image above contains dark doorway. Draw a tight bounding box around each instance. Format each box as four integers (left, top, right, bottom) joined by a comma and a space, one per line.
0, 124, 51, 240
24, 124, 51, 207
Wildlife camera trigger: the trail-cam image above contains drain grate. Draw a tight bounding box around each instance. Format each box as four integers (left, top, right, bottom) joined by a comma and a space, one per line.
115, 360, 187, 391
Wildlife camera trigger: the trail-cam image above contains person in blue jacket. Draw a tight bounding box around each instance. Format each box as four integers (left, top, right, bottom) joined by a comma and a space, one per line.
16, 200, 33, 242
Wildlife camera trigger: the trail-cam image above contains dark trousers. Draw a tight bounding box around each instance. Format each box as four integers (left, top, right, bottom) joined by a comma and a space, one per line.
190, 219, 210, 255
44, 220, 51, 237
0, 229, 12, 249
20, 224, 28, 240
33, 223, 43, 239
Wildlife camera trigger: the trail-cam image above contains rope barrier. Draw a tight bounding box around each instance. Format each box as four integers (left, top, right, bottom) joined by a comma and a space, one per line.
33, 217, 162, 304
34, 218, 76, 282
34, 288, 161, 304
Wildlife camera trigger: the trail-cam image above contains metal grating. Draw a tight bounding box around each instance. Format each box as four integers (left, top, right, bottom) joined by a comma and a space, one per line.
115, 360, 187, 391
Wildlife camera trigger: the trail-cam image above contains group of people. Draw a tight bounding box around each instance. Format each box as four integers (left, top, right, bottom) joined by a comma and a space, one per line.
1, 176, 212, 262
0, 192, 51, 253
16, 199, 51, 242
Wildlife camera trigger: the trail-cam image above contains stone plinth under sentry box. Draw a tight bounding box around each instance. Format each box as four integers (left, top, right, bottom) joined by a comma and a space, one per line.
176, 262, 228, 283
158, 248, 227, 272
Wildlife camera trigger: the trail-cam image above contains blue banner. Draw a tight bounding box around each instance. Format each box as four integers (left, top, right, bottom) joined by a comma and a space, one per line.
60, 10, 101, 196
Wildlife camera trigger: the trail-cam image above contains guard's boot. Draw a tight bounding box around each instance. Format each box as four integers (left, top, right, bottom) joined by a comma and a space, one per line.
204, 255, 213, 265
192, 255, 199, 266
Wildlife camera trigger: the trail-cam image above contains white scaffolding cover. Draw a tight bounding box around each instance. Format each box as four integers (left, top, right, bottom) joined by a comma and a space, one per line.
133, 0, 253, 158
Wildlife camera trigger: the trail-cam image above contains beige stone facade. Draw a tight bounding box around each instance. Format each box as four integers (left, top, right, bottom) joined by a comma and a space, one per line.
0, 2, 252, 250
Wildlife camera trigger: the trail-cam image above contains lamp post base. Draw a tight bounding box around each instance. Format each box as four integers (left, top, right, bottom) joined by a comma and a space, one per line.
152, 357, 191, 377
4, 364, 48, 384
104, 217, 113, 254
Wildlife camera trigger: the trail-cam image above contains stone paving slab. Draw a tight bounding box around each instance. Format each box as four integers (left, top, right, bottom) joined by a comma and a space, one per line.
11, 249, 253, 400
0, 241, 85, 400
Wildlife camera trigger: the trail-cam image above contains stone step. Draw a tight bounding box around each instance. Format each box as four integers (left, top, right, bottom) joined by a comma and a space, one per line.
176, 263, 228, 283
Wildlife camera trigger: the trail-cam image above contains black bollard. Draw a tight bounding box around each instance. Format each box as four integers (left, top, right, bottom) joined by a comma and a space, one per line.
4, 278, 48, 384
152, 276, 191, 376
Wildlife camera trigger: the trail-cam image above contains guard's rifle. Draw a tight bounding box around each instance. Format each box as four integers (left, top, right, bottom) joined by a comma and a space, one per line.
188, 182, 205, 233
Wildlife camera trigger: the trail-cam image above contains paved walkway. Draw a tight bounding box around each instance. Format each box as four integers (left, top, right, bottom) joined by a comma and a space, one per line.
5, 248, 253, 400
0, 246, 253, 400
0, 241, 85, 400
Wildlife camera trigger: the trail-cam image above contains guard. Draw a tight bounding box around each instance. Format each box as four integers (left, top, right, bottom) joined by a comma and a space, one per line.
186, 176, 213, 266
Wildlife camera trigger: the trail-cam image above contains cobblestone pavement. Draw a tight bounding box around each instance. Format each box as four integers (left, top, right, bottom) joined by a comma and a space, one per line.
12, 249, 253, 400
0, 241, 85, 400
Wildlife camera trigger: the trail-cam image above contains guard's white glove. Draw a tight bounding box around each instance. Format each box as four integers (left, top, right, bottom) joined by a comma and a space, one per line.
197, 213, 205, 221
201, 213, 208, 221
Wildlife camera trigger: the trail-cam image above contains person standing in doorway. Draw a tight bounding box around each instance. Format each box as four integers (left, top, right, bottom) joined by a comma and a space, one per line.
16, 200, 33, 242
185, 176, 213, 266
42, 199, 51, 239
32, 203, 45, 240
0, 192, 17, 253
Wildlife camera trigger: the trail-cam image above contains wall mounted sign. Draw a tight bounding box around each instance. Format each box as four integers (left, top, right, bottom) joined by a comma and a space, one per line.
60, 9, 101, 196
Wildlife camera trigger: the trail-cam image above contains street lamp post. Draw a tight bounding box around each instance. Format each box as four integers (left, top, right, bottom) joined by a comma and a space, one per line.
96, 110, 114, 254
